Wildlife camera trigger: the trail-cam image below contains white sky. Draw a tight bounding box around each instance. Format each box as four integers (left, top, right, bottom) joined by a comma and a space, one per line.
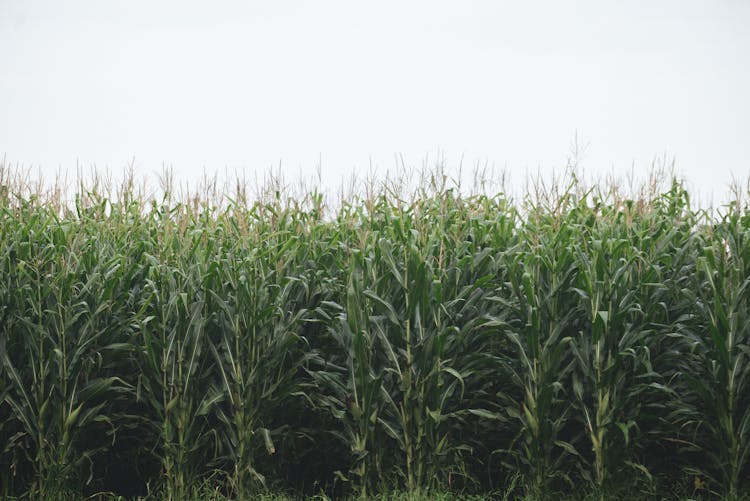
1, 0, 749, 204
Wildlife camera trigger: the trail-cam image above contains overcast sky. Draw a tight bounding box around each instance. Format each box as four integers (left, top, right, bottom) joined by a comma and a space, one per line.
1, 0, 749, 203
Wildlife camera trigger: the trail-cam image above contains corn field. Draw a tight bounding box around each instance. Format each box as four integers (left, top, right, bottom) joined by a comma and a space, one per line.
0, 166, 749, 500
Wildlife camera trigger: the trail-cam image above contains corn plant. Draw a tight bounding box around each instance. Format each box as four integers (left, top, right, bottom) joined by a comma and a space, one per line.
498, 234, 579, 494
207, 204, 320, 498
134, 205, 223, 499
569, 215, 656, 493
677, 204, 750, 498
0, 198, 136, 496
364, 195, 488, 493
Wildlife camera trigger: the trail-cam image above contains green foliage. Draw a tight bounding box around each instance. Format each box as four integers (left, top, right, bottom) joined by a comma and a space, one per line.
1, 167, 749, 499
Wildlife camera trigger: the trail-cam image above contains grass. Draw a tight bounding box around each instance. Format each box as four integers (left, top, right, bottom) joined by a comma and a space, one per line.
0, 163, 749, 500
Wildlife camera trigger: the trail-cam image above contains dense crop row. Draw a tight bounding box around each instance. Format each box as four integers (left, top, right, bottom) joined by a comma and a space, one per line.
1, 170, 749, 499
